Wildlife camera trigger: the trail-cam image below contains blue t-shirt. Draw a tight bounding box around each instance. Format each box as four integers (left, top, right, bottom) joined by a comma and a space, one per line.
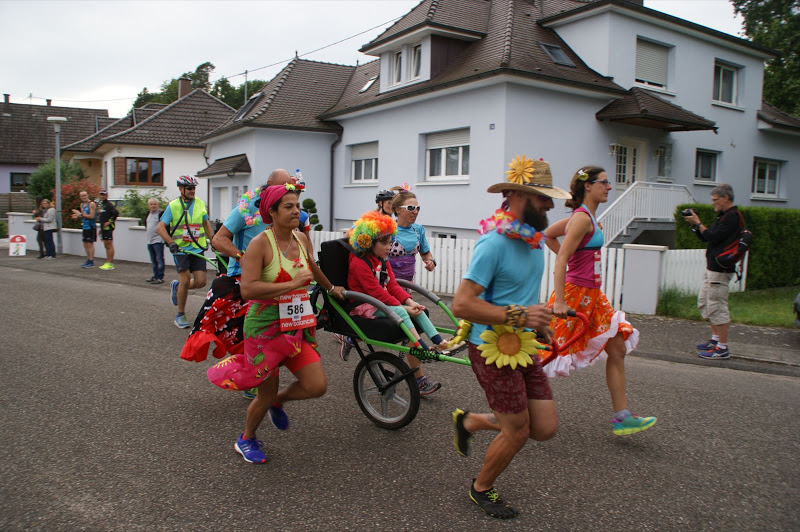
463, 231, 544, 345
81, 203, 96, 230
160, 200, 209, 254
394, 223, 429, 255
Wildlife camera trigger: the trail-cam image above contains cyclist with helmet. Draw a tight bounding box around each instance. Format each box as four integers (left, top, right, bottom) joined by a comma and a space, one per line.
157, 175, 215, 328
375, 189, 395, 216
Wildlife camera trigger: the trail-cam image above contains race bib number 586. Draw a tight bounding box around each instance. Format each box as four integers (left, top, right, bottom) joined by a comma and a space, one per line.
278, 290, 316, 331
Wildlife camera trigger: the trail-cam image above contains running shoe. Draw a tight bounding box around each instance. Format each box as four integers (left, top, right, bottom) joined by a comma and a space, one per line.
417, 376, 442, 396
698, 346, 730, 360
153, 278, 164, 284
469, 481, 519, 519
234, 434, 266, 464
81, 260, 94, 268
452, 409, 472, 457
334, 333, 354, 361
696, 339, 718, 351
242, 388, 257, 400
174, 314, 189, 329
611, 413, 658, 436
146, 277, 157, 283
268, 404, 290, 431
44, 256, 56, 260
170, 280, 179, 306
99, 262, 115, 271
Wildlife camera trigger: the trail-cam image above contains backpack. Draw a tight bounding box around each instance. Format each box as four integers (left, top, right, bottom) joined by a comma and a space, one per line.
714, 210, 752, 276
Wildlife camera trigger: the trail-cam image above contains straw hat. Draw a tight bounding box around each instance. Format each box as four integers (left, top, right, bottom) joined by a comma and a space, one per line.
487, 155, 571, 199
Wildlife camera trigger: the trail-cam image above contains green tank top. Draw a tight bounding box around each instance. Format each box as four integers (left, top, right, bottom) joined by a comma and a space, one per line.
261, 227, 310, 283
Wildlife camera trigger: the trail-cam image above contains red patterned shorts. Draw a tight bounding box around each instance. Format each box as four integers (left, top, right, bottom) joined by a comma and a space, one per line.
468, 342, 553, 414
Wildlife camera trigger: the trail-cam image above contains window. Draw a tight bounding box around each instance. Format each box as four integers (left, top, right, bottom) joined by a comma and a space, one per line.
426, 129, 470, 179
392, 51, 403, 85
360, 76, 378, 93
695, 150, 717, 182
126, 157, 163, 185
433, 232, 457, 240
411, 44, 422, 79
656, 144, 672, 180
233, 93, 261, 122
635, 39, 669, 89
713, 62, 737, 104
10, 172, 31, 192
540, 43, 574, 67
351, 142, 378, 182
752, 159, 780, 197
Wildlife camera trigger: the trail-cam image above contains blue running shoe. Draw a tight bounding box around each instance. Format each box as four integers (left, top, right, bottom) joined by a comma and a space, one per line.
242, 388, 257, 400
81, 260, 94, 269
269, 404, 290, 431
698, 346, 730, 360
170, 280, 179, 306
696, 339, 718, 351
234, 434, 266, 464
611, 413, 657, 436
174, 314, 189, 329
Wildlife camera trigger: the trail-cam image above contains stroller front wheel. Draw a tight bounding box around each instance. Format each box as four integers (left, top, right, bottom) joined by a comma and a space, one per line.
353, 351, 420, 430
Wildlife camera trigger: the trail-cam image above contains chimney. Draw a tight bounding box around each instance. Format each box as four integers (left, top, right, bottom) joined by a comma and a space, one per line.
46, 99, 52, 106
178, 77, 192, 99
3, 94, 9, 104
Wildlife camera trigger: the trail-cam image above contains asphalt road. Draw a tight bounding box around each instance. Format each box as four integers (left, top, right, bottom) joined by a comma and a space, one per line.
1, 265, 798, 531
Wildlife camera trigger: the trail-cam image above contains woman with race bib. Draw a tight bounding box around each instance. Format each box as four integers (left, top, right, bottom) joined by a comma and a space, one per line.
387, 189, 437, 282
207, 184, 343, 464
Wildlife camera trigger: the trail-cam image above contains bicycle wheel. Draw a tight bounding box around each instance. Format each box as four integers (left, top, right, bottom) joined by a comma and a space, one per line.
353, 351, 420, 430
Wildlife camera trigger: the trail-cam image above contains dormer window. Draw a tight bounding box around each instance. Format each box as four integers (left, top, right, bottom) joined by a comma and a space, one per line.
360, 76, 378, 93
540, 43, 574, 67
392, 52, 403, 85
233, 93, 261, 122
411, 44, 422, 79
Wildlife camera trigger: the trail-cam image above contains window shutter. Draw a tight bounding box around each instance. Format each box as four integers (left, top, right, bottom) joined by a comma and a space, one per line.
426, 128, 470, 149
635, 40, 668, 86
351, 142, 378, 160
113, 157, 126, 185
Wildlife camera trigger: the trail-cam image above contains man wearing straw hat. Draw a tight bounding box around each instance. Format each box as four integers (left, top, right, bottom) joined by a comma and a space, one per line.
451, 155, 571, 519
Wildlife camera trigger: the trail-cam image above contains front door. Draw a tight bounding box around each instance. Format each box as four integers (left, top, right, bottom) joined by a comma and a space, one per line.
614, 139, 646, 194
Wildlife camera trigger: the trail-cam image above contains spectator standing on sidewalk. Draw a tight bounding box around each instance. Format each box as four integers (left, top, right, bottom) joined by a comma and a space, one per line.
96, 190, 119, 271
35, 199, 57, 259
145, 198, 165, 284
71, 190, 96, 268
157, 175, 215, 329
682, 183, 741, 360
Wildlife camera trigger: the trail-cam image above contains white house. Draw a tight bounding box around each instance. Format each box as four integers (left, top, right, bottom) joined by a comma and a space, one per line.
199, 0, 800, 240
62, 80, 234, 205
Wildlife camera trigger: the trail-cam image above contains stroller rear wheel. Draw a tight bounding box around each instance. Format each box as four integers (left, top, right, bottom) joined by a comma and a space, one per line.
353, 351, 420, 430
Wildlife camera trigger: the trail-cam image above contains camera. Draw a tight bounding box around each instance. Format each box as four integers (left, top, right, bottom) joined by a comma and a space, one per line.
681, 209, 693, 217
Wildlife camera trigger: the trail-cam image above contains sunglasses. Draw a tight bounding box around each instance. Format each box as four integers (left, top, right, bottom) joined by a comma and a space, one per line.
589, 179, 612, 187
401, 205, 421, 212
183, 186, 196, 191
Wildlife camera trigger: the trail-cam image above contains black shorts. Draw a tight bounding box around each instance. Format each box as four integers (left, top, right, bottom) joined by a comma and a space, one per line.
173, 253, 207, 273
100, 227, 114, 241
82, 229, 97, 242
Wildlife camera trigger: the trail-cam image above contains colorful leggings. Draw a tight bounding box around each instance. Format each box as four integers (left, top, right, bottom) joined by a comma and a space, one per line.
376, 306, 439, 340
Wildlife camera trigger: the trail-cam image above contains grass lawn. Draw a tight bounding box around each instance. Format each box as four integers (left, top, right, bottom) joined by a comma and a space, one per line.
657, 285, 800, 328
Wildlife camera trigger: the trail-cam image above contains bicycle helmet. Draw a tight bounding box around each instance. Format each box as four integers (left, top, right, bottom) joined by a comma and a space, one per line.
177, 175, 199, 187
375, 189, 395, 203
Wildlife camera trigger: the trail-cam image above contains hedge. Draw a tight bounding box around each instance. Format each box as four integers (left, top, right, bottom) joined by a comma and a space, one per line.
675, 203, 800, 290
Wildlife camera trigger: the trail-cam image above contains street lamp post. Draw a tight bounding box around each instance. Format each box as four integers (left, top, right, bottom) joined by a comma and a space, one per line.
47, 116, 68, 255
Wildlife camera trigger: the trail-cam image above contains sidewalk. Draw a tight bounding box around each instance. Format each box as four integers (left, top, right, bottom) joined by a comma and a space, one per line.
2, 249, 799, 377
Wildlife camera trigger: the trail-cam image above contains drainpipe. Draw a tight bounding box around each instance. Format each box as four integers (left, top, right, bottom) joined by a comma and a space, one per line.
329, 131, 342, 230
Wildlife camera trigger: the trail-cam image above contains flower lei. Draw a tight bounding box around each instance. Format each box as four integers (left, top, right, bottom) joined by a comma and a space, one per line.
478, 209, 544, 249
237, 187, 262, 226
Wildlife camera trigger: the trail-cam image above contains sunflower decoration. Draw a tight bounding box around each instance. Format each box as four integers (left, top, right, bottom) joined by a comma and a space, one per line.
478, 325, 546, 369
505, 155, 535, 185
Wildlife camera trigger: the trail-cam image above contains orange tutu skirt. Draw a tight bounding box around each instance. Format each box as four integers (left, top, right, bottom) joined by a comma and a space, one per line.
539, 282, 638, 378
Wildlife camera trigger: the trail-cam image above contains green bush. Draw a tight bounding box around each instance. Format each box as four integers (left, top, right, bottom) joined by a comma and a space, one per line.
118, 188, 169, 225
27, 159, 85, 201
0, 220, 8, 239
675, 203, 800, 289
302, 197, 324, 231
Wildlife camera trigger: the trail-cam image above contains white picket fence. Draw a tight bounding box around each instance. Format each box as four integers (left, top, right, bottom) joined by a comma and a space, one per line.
308, 231, 742, 307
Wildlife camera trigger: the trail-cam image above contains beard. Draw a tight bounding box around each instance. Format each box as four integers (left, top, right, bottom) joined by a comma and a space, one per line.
522, 199, 549, 231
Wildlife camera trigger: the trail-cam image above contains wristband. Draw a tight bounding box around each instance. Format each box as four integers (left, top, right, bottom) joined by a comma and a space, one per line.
235, 252, 243, 260
504, 305, 527, 328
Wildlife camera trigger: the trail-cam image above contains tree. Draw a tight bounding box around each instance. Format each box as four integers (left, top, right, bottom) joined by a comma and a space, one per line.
27, 159, 85, 201
731, 0, 800, 116
211, 77, 268, 109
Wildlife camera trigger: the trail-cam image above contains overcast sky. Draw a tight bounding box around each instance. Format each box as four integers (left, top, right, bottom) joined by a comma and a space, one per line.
1, 0, 745, 118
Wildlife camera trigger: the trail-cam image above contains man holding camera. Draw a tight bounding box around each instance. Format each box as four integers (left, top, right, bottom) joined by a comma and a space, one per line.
682, 183, 741, 360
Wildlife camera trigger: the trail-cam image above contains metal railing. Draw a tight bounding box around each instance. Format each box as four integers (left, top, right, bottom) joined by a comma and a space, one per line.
597, 182, 696, 245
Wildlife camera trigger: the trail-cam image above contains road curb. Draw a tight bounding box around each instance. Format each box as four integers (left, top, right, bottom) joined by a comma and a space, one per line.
634, 350, 800, 378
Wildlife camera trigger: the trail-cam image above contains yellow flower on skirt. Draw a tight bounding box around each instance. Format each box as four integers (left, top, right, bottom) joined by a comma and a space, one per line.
478, 325, 545, 369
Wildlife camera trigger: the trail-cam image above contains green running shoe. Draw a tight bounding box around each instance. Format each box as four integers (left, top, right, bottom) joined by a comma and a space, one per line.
611, 413, 657, 436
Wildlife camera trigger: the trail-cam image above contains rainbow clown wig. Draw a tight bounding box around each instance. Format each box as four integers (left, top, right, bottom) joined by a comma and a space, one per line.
349, 211, 397, 255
